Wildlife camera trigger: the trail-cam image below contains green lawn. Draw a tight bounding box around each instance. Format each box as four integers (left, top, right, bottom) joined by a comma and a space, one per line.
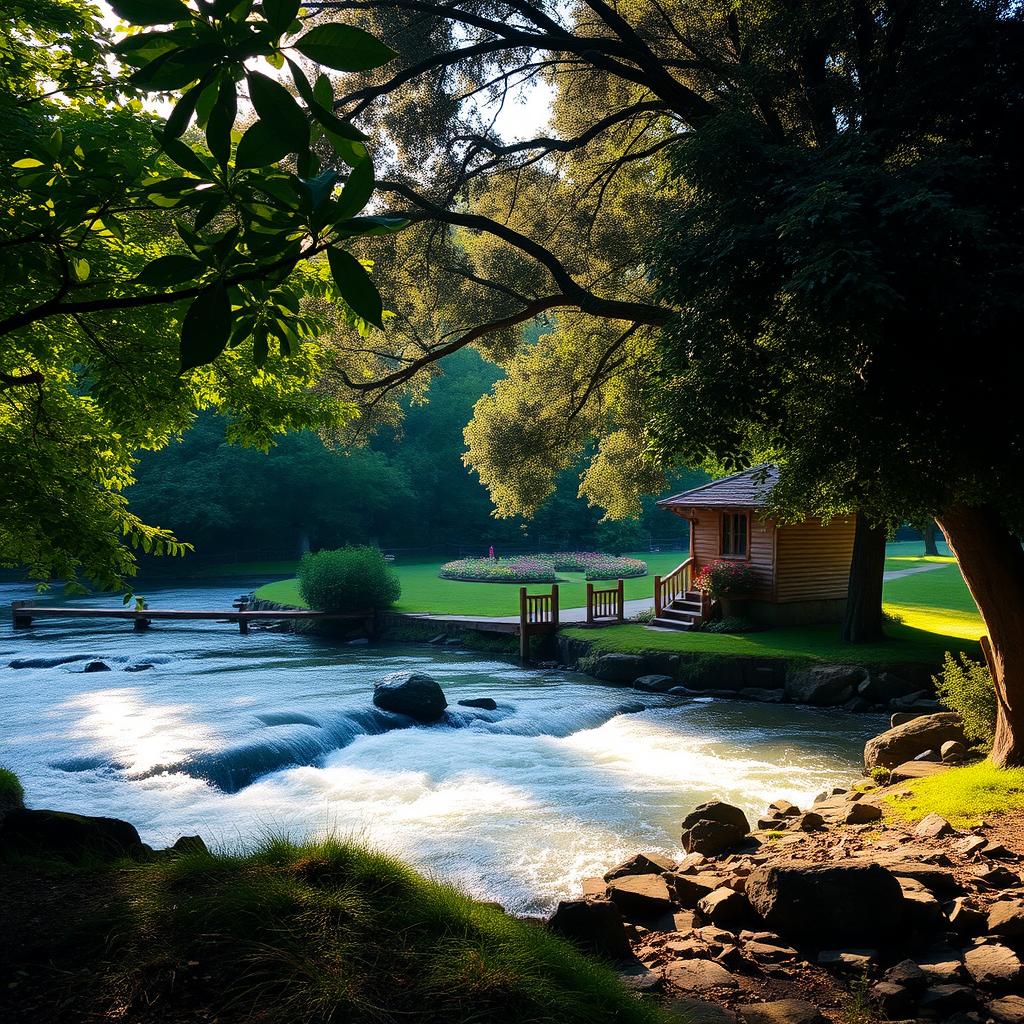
884, 761, 1024, 827
256, 542, 984, 667
884, 564, 983, 640
562, 560, 982, 665
883, 538, 953, 572
562, 619, 977, 665
257, 550, 691, 616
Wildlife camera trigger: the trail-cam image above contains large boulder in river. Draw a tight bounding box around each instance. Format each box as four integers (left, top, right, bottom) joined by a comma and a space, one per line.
0, 808, 142, 861
372, 672, 448, 722
746, 862, 905, 944
863, 712, 966, 770
785, 665, 866, 706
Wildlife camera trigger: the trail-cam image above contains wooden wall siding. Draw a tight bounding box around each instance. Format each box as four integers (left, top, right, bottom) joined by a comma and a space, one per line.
686, 510, 776, 598
774, 518, 856, 603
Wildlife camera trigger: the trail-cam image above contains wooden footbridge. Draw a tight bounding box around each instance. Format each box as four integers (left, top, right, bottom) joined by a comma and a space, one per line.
10, 599, 364, 634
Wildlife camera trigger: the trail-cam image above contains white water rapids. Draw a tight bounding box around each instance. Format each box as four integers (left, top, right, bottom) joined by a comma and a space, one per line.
0, 579, 881, 915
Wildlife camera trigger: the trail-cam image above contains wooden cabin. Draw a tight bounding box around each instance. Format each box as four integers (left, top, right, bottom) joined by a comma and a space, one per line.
654, 466, 856, 629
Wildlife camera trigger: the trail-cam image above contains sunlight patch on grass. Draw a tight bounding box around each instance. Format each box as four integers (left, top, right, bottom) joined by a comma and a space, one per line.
884, 761, 1024, 827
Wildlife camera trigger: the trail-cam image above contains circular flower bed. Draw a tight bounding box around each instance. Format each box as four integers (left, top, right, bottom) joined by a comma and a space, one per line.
439, 552, 648, 583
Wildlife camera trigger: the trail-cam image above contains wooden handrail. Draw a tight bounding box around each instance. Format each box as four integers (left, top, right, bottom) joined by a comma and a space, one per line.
519, 584, 560, 662
654, 556, 693, 617
586, 578, 625, 624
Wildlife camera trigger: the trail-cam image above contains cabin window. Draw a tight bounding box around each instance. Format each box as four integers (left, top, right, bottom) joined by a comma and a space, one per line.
721, 512, 749, 558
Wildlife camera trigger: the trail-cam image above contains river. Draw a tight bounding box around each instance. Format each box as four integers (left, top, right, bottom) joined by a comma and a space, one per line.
0, 578, 882, 915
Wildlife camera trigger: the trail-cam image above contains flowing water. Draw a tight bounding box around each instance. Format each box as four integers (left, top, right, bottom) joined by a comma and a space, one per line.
0, 578, 882, 915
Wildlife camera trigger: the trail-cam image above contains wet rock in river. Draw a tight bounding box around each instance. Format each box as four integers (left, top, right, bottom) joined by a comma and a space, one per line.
83, 660, 111, 672
372, 672, 447, 723
457, 697, 497, 710
592, 652, 647, 683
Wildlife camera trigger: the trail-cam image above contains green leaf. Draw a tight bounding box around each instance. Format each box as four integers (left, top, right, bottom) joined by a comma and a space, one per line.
180, 281, 232, 371
109, 0, 189, 25
327, 247, 382, 327
325, 132, 368, 167
335, 156, 374, 220
235, 120, 293, 169
313, 74, 332, 109
246, 71, 308, 152
206, 77, 237, 167
136, 254, 206, 287
163, 80, 204, 140
12, 158, 44, 169
334, 214, 409, 237
159, 135, 211, 178
301, 170, 339, 212
262, 0, 300, 34
70, 257, 91, 282
292, 24, 398, 72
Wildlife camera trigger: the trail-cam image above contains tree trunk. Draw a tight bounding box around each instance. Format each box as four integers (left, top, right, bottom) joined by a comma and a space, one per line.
841, 512, 887, 643
923, 520, 939, 556
936, 503, 1024, 767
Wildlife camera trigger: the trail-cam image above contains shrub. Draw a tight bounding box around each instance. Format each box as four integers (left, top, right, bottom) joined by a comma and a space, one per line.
933, 652, 997, 747
298, 547, 401, 613
692, 560, 759, 597
699, 615, 759, 634
0, 767, 24, 815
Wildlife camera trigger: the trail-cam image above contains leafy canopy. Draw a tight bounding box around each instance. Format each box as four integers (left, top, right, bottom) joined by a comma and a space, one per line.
1, 0, 406, 589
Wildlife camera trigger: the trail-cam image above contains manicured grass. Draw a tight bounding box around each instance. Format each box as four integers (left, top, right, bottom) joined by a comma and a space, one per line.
257, 550, 690, 616
1, 837, 672, 1024
884, 564, 983, 640
884, 761, 1024, 827
562, 620, 977, 665
883, 538, 953, 572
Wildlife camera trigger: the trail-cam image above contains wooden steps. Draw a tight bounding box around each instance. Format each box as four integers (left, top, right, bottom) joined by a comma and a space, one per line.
651, 590, 704, 631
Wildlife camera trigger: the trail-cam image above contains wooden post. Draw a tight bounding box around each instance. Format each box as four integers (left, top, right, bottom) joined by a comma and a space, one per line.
586, 583, 594, 624
238, 615, 249, 635
519, 587, 529, 663
133, 615, 150, 631
654, 576, 662, 618
617, 578, 625, 622
551, 584, 559, 627
11, 600, 31, 628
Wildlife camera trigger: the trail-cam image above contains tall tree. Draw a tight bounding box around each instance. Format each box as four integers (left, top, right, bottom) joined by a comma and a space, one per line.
290, 1, 1024, 762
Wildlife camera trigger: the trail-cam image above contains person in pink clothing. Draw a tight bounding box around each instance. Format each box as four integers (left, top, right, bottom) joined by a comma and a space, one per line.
488, 545, 496, 560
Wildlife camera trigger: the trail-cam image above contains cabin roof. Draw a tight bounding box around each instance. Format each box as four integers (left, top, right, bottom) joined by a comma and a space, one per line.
658, 465, 779, 510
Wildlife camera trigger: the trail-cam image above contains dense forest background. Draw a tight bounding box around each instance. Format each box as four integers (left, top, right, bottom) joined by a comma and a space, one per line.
127, 349, 702, 562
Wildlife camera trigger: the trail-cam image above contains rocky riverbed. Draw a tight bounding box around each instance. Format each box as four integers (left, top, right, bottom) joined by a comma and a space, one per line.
548, 777, 1024, 1024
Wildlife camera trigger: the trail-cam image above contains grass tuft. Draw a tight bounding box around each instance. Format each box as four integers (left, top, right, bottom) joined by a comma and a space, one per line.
3, 836, 673, 1024
0, 767, 24, 813
884, 761, 1024, 827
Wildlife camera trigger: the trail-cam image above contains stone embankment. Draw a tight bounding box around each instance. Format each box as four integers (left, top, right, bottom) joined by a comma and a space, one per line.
558, 636, 941, 714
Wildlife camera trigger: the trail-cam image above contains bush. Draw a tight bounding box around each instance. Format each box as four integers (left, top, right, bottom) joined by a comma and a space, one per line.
692, 560, 759, 597
699, 615, 759, 634
933, 652, 996, 747
0, 768, 24, 815
298, 547, 401, 613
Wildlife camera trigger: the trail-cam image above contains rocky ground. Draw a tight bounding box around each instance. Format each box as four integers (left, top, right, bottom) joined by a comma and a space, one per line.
550, 773, 1024, 1024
